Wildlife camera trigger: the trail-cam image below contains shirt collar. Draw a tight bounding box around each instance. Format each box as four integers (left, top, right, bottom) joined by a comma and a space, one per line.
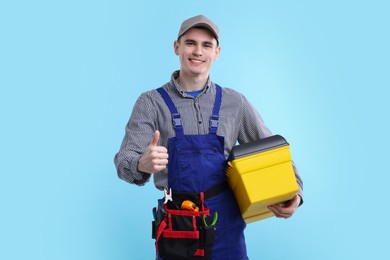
170, 70, 213, 96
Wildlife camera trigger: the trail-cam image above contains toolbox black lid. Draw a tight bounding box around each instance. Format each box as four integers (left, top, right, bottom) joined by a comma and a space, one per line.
228, 135, 289, 161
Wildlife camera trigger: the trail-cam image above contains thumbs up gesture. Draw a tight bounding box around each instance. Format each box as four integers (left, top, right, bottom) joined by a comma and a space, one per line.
137, 130, 169, 174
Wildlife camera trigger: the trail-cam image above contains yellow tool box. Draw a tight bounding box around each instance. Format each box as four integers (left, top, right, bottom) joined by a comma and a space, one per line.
226, 135, 298, 223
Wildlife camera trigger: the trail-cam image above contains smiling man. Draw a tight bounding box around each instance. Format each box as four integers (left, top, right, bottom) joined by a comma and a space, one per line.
114, 15, 304, 260
174, 24, 220, 91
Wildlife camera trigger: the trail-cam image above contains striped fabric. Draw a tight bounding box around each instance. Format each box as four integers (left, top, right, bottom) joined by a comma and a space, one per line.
114, 71, 303, 198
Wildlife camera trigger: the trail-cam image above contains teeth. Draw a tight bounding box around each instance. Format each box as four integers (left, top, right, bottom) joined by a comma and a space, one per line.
190, 59, 203, 63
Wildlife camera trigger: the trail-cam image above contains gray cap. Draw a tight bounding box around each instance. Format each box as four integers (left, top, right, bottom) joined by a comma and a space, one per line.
177, 15, 219, 41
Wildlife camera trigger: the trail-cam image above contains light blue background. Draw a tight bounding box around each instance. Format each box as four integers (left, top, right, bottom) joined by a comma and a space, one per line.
1, 1, 389, 259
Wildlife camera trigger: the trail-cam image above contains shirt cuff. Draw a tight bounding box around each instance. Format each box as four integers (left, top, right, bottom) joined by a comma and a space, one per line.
297, 191, 304, 206
130, 154, 151, 182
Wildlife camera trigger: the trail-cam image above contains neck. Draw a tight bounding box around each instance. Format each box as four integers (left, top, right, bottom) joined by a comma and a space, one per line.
176, 72, 209, 91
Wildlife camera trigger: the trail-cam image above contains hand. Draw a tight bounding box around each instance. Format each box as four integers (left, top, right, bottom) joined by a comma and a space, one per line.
268, 194, 301, 219
137, 130, 169, 174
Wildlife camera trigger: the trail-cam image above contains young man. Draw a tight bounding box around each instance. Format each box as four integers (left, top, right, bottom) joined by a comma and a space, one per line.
114, 15, 303, 260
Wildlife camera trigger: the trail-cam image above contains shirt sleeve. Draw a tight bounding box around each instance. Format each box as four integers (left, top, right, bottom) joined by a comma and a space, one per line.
237, 94, 304, 205
237, 94, 272, 143
114, 93, 156, 186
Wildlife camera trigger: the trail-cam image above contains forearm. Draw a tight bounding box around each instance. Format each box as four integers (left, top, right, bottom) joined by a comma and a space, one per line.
113, 93, 156, 186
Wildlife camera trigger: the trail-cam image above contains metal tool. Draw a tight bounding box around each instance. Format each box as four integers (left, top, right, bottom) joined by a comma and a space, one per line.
203, 211, 218, 227
163, 188, 173, 204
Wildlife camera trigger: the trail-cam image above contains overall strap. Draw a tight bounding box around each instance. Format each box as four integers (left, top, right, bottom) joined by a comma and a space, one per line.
156, 87, 184, 136
157, 84, 223, 136
209, 84, 222, 134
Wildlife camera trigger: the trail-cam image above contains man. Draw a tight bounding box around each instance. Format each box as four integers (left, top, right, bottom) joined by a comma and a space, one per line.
114, 15, 303, 260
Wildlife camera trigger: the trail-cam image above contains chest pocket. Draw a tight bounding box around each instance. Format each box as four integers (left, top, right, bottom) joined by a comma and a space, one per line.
176, 145, 225, 193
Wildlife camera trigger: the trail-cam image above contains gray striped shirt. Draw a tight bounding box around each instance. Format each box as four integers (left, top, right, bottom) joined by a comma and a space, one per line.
114, 71, 303, 199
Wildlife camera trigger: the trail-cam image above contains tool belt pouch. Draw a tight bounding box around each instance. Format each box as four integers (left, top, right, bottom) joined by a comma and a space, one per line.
152, 192, 215, 260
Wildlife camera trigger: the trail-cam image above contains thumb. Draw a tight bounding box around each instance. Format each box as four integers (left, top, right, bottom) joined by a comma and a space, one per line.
149, 130, 160, 146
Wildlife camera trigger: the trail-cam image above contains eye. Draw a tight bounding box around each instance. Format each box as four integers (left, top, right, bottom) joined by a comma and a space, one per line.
203, 43, 213, 49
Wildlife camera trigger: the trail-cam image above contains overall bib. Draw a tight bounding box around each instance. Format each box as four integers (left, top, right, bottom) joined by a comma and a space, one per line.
157, 85, 248, 260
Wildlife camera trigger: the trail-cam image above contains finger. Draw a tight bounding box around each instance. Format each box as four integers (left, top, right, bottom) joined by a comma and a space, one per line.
150, 148, 168, 160
149, 130, 160, 147
282, 195, 300, 210
269, 205, 294, 218
151, 156, 169, 165
152, 159, 168, 171
268, 205, 281, 215
154, 164, 167, 172
153, 146, 168, 154
291, 194, 301, 206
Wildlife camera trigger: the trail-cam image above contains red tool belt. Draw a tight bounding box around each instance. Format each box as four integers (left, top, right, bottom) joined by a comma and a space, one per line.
152, 191, 219, 260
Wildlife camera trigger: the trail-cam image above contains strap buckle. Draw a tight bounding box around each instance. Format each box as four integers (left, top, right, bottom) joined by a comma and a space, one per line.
209, 115, 219, 128
172, 113, 182, 127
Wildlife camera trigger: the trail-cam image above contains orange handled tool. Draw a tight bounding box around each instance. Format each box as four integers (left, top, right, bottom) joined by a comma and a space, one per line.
181, 200, 199, 212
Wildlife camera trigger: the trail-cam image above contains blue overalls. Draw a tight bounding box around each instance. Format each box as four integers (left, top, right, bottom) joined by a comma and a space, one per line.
157, 85, 248, 260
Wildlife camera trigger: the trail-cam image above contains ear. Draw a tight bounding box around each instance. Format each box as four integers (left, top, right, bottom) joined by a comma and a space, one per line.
213, 46, 221, 60
173, 40, 179, 55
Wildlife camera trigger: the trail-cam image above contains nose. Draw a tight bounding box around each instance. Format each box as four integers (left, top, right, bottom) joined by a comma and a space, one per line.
193, 44, 202, 56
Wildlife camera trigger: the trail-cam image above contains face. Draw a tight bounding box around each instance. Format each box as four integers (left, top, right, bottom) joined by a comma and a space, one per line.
174, 28, 221, 79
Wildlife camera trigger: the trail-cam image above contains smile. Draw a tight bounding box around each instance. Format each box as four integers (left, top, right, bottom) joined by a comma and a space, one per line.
189, 58, 204, 63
